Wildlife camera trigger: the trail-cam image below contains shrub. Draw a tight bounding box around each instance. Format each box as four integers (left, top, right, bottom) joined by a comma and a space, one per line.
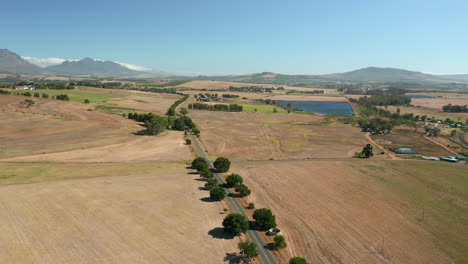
205, 178, 218, 190
84, 99, 90, 103
222, 213, 249, 235
253, 208, 276, 231
209, 186, 226, 201
191, 157, 207, 171
200, 169, 214, 179
185, 138, 192, 145
226, 173, 243, 188
247, 203, 255, 209
274, 235, 287, 249
289, 257, 307, 264
214, 157, 231, 172
238, 241, 258, 259
235, 184, 251, 197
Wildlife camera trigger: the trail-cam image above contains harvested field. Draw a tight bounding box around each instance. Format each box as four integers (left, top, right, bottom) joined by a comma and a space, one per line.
372, 126, 452, 156
233, 159, 467, 263
384, 105, 468, 121
190, 110, 366, 161
0, 95, 188, 161
409, 93, 468, 110
105, 92, 182, 115
0, 162, 237, 263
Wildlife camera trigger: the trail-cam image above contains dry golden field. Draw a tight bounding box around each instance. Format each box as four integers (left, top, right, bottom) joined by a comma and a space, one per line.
233, 159, 467, 264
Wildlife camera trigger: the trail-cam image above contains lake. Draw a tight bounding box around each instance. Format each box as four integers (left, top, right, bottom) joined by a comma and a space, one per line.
277, 101, 354, 116
404, 94, 435, 98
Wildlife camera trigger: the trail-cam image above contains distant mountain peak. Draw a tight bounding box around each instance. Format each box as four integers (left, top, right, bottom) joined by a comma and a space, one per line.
0, 49, 45, 74
46, 57, 144, 76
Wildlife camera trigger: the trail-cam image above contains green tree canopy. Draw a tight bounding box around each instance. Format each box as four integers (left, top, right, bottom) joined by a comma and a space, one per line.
209, 186, 226, 201
253, 208, 277, 231
289, 257, 307, 264
222, 213, 249, 236
235, 184, 251, 197
214, 157, 231, 173
238, 241, 258, 259
274, 235, 287, 249
226, 173, 243, 188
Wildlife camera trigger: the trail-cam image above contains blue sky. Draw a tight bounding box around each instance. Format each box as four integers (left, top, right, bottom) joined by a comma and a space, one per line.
2, 0, 467, 75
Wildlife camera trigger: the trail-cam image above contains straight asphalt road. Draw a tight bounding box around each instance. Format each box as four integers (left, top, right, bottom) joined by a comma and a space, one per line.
187, 129, 277, 264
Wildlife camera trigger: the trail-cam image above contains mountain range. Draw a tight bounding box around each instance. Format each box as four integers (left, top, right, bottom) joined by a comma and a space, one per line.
1, 49, 467, 83
0, 49, 146, 77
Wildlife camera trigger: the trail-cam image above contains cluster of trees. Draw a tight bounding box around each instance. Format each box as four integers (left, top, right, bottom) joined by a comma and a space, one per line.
286, 89, 324, 95
228, 86, 278, 93
358, 117, 395, 133
222, 94, 239, 98
188, 103, 243, 112
167, 95, 189, 116
353, 94, 411, 107
226, 174, 251, 197
340, 86, 406, 96
55, 94, 70, 101
442, 104, 468, 113
127, 112, 199, 136
0, 89, 11, 95
131, 87, 179, 94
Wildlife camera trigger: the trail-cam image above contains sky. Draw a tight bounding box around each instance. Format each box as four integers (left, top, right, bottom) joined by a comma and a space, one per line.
1, 0, 467, 75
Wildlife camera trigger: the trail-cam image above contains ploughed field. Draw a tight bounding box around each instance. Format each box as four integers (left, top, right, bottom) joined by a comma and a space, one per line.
189, 110, 367, 161
233, 160, 467, 264
0, 162, 237, 263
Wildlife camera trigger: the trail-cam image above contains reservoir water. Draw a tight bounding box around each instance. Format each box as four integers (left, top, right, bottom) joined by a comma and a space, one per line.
277, 101, 354, 116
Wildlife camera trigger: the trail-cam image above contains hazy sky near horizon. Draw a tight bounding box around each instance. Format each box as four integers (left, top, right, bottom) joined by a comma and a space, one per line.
2, 0, 467, 75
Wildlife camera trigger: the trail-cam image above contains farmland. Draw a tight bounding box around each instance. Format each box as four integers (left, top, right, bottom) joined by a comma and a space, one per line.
0, 78, 466, 264
0, 162, 238, 263
233, 159, 467, 263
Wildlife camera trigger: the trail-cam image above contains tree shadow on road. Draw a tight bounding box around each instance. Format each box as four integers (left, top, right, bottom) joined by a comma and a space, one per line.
208, 227, 235, 239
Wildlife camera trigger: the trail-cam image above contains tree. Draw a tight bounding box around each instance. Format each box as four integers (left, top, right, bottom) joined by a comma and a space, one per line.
235, 184, 251, 197
238, 241, 258, 260
191, 157, 207, 171
222, 213, 249, 236
362, 144, 373, 158
84, 99, 90, 104
226, 173, 243, 188
289, 257, 307, 264
210, 186, 226, 201
186, 138, 192, 145
205, 178, 218, 190
24, 99, 35, 108
200, 169, 214, 179
253, 208, 276, 231
144, 116, 167, 135
214, 157, 231, 173
247, 203, 255, 209
192, 126, 200, 136
274, 235, 287, 249
180, 107, 188, 115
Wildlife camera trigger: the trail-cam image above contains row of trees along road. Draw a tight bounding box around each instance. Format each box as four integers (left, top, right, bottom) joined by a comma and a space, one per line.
190, 155, 307, 263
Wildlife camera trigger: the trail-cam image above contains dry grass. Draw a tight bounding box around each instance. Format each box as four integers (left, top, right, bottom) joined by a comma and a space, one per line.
233, 159, 467, 263
189, 110, 366, 161
0, 95, 189, 162
0, 162, 237, 263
